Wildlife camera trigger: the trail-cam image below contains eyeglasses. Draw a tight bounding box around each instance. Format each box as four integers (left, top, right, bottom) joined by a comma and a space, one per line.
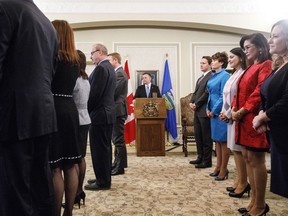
242, 44, 255, 52
90, 50, 100, 55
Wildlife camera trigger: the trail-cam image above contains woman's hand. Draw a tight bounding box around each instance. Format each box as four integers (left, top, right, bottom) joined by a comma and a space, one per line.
206, 110, 214, 118
219, 112, 229, 122
253, 111, 270, 133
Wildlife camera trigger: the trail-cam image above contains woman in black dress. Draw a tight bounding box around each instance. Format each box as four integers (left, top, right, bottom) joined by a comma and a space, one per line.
50, 20, 81, 216
253, 19, 288, 200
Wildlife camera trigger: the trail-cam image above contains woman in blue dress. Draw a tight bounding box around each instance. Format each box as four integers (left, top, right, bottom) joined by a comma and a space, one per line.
206, 52, 230, 180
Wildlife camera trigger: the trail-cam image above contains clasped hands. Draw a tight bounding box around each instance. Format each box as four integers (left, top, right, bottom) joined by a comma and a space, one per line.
252, 110, 270, 133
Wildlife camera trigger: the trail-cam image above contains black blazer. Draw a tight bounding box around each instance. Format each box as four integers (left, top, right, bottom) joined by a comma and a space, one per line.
134, 84, 161, 99
190, 71, 212, 117
0, 0, 59, 141
263, 63, 288, 153
88, 59, 116, 125
114, 66, 128, 117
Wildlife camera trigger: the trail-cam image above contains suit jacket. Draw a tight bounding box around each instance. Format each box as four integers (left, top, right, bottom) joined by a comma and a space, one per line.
190, 71, 212, 117
134, 84, 161, 99
88, 59, 116, 125
0, 0, 58, 141
114, 66, 128, 118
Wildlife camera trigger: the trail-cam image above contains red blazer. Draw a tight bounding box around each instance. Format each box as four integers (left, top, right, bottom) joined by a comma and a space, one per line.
232, 60, 272, 149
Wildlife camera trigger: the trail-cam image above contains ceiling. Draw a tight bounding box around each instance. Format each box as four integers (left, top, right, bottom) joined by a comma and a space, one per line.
34, 0, 287, 33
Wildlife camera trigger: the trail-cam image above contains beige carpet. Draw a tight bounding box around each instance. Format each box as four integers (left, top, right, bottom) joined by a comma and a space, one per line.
69, 144, 287, 216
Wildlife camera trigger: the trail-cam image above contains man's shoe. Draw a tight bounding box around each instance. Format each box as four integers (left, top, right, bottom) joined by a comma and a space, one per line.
87, 179, 96, 185
84, 182, 110, 191
195, 162, 212, 168
189, 158, 202, 165
111, 169, 125, 176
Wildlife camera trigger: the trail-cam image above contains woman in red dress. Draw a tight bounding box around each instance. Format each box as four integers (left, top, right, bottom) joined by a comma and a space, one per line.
232, 33, 272, 216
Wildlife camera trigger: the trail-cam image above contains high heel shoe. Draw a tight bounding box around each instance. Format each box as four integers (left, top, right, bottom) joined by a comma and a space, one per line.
209, 170, 220, 177
229, 184, 251, 198
241, 204, 269, 216
74, 191, 86, 209
226, 186, 235, 192
259, 204, 270, 216
215, 170, 229, 181
238, 207, 248, 214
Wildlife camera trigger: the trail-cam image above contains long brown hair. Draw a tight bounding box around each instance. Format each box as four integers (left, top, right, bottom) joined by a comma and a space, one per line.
52, 20, 79, 63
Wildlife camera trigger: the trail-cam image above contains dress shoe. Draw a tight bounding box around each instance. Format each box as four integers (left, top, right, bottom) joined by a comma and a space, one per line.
195, 162, 212, 168
229, 184, 251, 198
84, 182, 110, 191
238, 207, 248, 214
209, 170, 220, 177
87, 179, 96, 185
226, 186, 236, 192
111, 168, 124, 176
189, 158, 202, 165
215, 170, 229, 181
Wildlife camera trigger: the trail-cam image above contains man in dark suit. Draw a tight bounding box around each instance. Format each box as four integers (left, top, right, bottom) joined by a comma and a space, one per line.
189, 56, 213, 168
108, 52, 128, 175
85, 44, 116, 190
133, 72, 161, 100
0, 0, 58, 215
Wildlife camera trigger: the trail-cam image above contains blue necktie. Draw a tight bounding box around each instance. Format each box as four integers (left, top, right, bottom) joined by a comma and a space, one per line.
146, 85, 150, 97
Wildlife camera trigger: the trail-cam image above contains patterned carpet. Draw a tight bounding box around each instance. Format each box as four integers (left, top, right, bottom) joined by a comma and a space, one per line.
69, 144, 287, 216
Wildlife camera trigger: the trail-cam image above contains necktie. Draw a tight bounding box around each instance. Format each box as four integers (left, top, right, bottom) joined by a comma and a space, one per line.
146, 85, 150, 97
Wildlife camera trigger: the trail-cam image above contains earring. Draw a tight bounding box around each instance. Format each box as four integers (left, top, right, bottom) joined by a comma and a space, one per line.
259, 50, 262, 55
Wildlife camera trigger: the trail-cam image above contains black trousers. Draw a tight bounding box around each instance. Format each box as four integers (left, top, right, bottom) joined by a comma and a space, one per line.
89, 124, 113, 187
0, 134, 55, 216
112, 116, 127, 168
194, 114, 213, 164
112, 116, 126, 148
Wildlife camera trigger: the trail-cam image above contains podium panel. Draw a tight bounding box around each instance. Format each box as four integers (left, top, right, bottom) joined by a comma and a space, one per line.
135, 98, 166, 156
136, 119, 165, 156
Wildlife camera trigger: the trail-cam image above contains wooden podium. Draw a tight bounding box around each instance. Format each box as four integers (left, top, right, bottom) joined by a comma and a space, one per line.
134, 98, 167, 156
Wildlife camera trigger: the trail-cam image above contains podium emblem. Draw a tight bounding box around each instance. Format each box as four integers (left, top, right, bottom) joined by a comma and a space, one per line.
142, 100, 159, 117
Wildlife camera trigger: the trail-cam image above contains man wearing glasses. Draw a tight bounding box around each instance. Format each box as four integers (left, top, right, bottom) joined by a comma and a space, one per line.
85, 44, 116, 190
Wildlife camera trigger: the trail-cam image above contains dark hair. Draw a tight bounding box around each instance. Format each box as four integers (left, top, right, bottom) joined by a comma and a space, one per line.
77, 50, 88, 80
240, 33, 271, 66
143, 72, 152, 78
212, 52, 228, 68
202, 56, 212, 64
230, 47, 247, 70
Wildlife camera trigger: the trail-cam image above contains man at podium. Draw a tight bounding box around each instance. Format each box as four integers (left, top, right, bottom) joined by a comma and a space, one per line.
133, 72, 161, 99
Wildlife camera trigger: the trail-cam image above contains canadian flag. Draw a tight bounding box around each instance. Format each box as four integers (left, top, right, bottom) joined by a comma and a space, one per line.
124, 60, 136, 144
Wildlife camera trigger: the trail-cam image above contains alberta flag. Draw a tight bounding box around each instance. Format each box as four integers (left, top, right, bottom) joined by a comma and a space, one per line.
161, 59, 178, 139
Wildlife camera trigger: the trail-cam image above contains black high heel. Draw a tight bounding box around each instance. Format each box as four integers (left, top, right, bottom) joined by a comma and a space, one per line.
229, 184, 251, 198
241, 204, 269, 216
238, 207, 248, 214
259, 204, 270, 216
74, 191, 86, 209
209, 170, 220, 177
226, 186, 236, 192
215, 170, 229, 181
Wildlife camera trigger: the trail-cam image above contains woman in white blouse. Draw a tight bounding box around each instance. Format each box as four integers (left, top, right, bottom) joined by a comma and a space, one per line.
219, 47, 250, 198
